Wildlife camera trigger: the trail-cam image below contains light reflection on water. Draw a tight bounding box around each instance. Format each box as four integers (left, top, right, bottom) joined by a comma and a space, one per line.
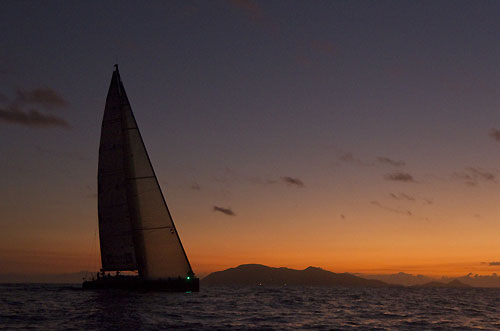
1, 284, 500, 330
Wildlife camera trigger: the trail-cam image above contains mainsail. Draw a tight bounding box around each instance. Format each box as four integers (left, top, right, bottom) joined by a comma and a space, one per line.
98, 66, 193, 280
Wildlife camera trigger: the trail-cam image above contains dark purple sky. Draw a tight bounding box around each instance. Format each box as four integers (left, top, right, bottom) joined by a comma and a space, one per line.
2, 1, 500, 276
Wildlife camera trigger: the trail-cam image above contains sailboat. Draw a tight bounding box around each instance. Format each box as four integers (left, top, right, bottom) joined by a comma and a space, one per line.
83, 65, 199, 291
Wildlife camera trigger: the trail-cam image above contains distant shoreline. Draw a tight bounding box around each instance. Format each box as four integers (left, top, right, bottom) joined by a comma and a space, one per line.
3, 265, 500, 287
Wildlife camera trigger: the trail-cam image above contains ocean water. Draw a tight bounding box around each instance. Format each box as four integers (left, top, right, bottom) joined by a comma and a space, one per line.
1, 284, 500, 330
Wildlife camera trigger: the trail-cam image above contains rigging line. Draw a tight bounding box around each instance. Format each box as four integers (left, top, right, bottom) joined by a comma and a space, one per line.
93, 227, 98, 274
85, 225, 98, 280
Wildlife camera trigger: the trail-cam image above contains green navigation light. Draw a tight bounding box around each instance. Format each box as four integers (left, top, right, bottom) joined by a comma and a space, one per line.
186, 276, 191, 280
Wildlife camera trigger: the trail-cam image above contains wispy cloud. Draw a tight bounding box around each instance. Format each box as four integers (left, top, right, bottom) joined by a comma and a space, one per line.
16, 88, 69, 109
384, 172, 416, 183
489, 128, 500, 142
454, 167, 496, 186
454, 173, 477, 187
0, 87, 70, 128
466, 167, 495, 182
191, 183, 201, 190
389, 192, 433, 204
489, 262, 500, 266
371, 201, 412, 216
248, 174, 304, 188
213, 168, 304, 191
281, 176, 305, 188
376, 157, 406, 167
0, 106, 70, 128
338, 152, 406, 168
389, 193, 416, 202
213, 206, 235, 216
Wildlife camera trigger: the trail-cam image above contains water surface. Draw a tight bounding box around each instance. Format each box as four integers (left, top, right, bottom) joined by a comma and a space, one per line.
1, 284, 499, 330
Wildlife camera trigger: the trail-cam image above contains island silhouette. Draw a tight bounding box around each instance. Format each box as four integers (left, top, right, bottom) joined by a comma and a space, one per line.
202, 264, 470, 288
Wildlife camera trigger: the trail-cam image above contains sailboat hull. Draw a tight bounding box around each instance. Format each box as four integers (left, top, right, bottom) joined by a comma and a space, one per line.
82, 275, 199, 292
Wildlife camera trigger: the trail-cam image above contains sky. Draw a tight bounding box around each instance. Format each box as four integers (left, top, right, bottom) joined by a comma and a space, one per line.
2, 0, 500, 278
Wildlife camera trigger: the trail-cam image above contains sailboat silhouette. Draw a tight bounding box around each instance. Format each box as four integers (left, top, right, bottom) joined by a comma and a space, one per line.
83, 65, 198, 291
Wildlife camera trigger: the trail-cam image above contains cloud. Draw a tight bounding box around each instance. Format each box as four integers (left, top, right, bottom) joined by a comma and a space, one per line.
453, 173, 477, 186
371, 201, 412, 216
247, 176, 278, 185
0, 106, 70, 128
489, 128, 500, 142
389, 193, 416, 202
213, 206, 235, 216
281, 176, 305, 188
191, 183, 201, 190
213, 168, 304, 190
338, 152, 406, 168
213, 168, 304, 191
226, 0, 263, 21
454, 167, 496, 186
489, 262, 500, 266
384, 172, 416, 183
0, 87, 70, 128
16, 88, 68, 109
248, 175, 304, 188
390, 192, 433, 205
338, 153, 374, 167
466, 167, 495, 182
376, 157, 406, 167
340, 214, 346, 220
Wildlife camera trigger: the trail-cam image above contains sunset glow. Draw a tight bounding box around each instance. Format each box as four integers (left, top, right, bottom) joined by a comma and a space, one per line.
2, 1, 500, 280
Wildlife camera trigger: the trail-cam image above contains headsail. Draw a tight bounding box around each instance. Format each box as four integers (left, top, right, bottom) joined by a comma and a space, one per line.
98, 66, 193, 279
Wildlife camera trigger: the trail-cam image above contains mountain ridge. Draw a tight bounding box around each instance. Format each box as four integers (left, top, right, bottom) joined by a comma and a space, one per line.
202, 264, 393, 287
